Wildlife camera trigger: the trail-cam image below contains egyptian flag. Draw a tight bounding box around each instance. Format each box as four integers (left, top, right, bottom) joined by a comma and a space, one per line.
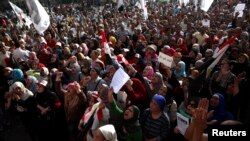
205, 32, 241, 78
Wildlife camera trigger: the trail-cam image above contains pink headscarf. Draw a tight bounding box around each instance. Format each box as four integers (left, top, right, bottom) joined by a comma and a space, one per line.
143, 66, 154, 80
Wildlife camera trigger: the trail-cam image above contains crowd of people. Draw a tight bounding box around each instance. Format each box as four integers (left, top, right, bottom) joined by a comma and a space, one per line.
0, 0, 250, 141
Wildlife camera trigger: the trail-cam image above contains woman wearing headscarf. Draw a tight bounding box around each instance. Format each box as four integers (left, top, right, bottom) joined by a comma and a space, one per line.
55, 72, 87, 141
207, 93, 234, 125
35, 80, 62, 141
64, 56, 83, 83
108, 88, 143, 141
78, 91, 99, 130
5, 82, 37, 141
231, 53, 249, 76
141, 94, 170, 141
37, 67, 49, 82
93, 124, 118, 141
142, 66, 155, 81
144, 72, 165, 101
25, 75, 38, 94
4, 67, 24, 85
210, 58, 236, 95
78, 82, 110, 141
173, 61, 186, 81
47, 53, 59, 70
122, 78, 148, 113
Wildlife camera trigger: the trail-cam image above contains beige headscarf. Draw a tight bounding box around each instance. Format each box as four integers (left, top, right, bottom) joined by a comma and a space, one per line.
9, 82, 33, 101
99, 124, 118, 141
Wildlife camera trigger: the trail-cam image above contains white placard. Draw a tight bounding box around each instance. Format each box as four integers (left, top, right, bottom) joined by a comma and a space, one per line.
110, 68, 130, 93
234, 3, 245, 17
177, 113, 190, 135
200, 0, 214, 12
158, 52, 173, 68
202, 19, 210, 27
235, 3, 245, 11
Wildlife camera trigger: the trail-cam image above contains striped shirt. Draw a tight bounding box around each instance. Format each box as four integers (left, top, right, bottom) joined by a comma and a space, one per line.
141, 109, 170, 141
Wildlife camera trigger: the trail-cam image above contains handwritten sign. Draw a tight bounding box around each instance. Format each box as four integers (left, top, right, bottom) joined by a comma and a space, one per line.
110, 68, 130, 93
158, 52, 173, 68
177, 113, 190, 135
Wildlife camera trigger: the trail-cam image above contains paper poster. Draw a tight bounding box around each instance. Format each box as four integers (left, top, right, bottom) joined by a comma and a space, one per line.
110, 68, 130, 93
177, 113, 190, 135
200, 0, 214, 12
202, 19, 210, 27
158, 52, 173, 68
234, 3, 245, 17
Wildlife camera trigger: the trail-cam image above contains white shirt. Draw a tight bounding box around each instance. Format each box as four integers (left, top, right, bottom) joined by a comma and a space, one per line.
12, 48, 29, 62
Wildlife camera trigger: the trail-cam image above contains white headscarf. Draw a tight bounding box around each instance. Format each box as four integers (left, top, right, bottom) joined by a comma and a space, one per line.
99, 124, 118, 141
9, 82, 33, 101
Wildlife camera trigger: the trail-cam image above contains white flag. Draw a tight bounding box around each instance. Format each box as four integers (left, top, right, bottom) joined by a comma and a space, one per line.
200, 0, 214, 12
25, 0, 50, 33
179, 0, 189, 6
117, 0, 124, 9
140, 0, 148, 20
9, 2, 32, 27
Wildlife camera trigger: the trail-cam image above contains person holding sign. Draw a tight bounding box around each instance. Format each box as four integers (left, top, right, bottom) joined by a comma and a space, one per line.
108, 87, 143, 141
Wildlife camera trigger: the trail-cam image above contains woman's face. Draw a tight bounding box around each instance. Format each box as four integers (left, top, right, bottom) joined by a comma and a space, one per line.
220, 60, 230, 71
173, 54, 181, 63
188, 51, 196, 58
146, 48, 154, 55
40, 69, 47, 77
151, 74, 159, 84
123, 106, 134, 120
50, 55, 57, 62
186, 101, 196, 115
210, 95, 220, 107
158, 86, 167, 96
25, 78, 32, 87
36, 84, 45, 93
71, 65, 78, 74
63, 47, 70, 55
157, 40, 163, 46
14, 87, 23, 96
31, 62, 38, 69
238, 55, 246, 64
175, 63, 182, 72
67, 85, 75, 94
143, 66, 153, 77
150, 100, 160, 112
